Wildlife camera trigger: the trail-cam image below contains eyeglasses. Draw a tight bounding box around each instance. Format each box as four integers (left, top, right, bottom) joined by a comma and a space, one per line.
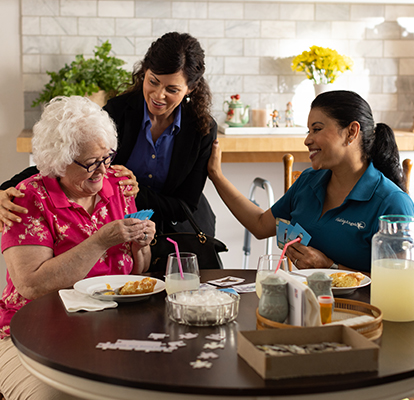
73, 149, 117, 173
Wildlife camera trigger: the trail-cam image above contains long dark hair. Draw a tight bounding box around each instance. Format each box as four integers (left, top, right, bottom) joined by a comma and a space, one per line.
311, 90, 406, 191
126, 32, 212, 136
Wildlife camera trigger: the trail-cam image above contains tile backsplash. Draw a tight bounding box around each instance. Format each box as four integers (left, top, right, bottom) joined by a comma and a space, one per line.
22, 0, 414, 130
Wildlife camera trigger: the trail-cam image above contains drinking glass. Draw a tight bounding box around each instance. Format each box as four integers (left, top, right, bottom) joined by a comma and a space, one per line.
165, 252, 200, 295
255, 254, 288, 298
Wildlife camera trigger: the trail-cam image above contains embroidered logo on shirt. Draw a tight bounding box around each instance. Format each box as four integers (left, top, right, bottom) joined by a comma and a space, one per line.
335, 217, 366, 230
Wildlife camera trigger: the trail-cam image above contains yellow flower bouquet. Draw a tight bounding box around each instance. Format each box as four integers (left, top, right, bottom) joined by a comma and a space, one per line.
291, 46, 353, 85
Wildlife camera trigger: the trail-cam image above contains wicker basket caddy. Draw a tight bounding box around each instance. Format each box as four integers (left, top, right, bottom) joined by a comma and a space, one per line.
256, 298, 383, 341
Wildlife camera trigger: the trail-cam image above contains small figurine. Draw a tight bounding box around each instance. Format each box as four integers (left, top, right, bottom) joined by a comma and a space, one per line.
285, 101, 294, 127
270, 109, 280, 127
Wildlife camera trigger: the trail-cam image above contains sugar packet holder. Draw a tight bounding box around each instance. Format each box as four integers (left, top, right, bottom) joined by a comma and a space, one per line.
125, 209, 154, 220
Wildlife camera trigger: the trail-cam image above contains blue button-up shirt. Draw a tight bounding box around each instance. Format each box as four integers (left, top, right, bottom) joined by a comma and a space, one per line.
125, 101, 181, 193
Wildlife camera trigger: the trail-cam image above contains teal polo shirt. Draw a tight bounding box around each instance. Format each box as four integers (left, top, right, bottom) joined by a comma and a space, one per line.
271, 162, 414, 272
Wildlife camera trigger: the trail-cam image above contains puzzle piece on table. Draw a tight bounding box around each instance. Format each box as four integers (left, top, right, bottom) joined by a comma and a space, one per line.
190, 359, 213, 369
162, 347, 175, 353
203, 342, 225, 350
148, 333, 169, 340
116, 339, 166, 352
96, 342, 118, 350
205, 333, 225, 341
97, 340, 169, 352
168, 340, 187, 350
179, 332, 199, 340
197, 351, 219, 360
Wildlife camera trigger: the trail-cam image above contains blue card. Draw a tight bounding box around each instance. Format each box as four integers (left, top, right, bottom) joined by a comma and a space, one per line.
287, 223, 311, 246
124, 209, 154, 220
276, 220, 291, 250
276, 219, 312, 249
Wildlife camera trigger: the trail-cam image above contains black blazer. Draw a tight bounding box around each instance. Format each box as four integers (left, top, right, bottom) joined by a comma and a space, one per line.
104, 90, 217, 232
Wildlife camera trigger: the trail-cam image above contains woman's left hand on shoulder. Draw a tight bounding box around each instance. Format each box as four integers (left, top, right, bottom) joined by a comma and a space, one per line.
286, 242, 332, 270
111, 165, 139, 198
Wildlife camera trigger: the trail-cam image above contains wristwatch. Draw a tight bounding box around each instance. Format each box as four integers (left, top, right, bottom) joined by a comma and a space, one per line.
329, 262, 339, 270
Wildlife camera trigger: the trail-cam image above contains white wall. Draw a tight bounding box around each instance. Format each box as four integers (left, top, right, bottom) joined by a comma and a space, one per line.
21, 0, 414, 131
2, 0, 414, 289
0, 0, 29, 290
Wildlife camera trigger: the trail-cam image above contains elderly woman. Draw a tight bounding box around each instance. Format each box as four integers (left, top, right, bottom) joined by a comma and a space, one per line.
208, 90, 414, 273
0, 96, 155, 400
0, 32, 218, 248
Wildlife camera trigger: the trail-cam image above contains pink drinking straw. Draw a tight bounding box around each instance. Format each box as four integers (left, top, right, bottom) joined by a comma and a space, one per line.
166, 237, 184, 279
275, 237, 302, 273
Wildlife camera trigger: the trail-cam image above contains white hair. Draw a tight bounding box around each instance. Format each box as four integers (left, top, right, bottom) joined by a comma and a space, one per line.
32, 96, 118, 177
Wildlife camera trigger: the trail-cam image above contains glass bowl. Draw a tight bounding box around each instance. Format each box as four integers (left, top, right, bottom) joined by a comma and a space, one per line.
166, 289, 240, 326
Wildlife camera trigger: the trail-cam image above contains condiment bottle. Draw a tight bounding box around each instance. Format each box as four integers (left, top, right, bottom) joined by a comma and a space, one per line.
307, 272, 333, 299
318, 295, 334, 324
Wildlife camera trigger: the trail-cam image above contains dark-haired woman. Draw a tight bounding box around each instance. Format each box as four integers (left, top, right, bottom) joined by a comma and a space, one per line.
0, 32, 217, 252
208, 90, 414, 273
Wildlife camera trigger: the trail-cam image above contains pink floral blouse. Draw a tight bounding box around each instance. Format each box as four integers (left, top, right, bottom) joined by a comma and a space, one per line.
0, 169, 137, 338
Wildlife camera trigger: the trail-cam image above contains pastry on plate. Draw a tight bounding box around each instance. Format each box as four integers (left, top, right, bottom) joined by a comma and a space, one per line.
330, 272, 365, 288
120, 277, 157, 295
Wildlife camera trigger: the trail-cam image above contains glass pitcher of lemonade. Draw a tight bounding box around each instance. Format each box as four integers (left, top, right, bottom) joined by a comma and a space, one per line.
371, 215, 414, 321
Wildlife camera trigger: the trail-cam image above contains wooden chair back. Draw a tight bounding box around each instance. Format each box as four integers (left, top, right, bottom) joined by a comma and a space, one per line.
403, 158, 412, 194
283, 154, 302, 193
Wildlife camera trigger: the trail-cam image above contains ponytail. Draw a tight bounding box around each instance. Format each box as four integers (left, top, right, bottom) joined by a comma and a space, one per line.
369, 123, 406, 191
311, 91, 406, 191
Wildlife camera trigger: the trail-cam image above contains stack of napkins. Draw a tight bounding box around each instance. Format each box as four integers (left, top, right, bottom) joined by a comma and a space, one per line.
276, 269, 322, 327
59, 289, 118, 312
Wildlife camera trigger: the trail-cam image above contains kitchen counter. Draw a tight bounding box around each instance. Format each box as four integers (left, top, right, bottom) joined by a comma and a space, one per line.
16, 128, 414, 163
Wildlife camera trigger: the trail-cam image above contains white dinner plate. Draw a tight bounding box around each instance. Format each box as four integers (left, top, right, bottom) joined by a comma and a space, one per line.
73, 275, 165, 302
290, 269, 371, 295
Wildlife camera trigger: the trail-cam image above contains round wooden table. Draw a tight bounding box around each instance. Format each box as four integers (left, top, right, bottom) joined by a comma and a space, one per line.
10, 270, 414, 400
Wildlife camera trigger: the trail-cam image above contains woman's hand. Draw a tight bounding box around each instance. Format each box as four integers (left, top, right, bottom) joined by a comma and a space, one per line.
285, 241, 332, 270
131, 219, 156, 274
111, 165, 139, 198
134, 219, 156, 249
96, 218, 154, 249
0, 188, 28, 232
207, 140, 223, 182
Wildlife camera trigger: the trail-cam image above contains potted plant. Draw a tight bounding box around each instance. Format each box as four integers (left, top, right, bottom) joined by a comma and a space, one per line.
291, 45, 353, 95
32, 41, 131, 107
